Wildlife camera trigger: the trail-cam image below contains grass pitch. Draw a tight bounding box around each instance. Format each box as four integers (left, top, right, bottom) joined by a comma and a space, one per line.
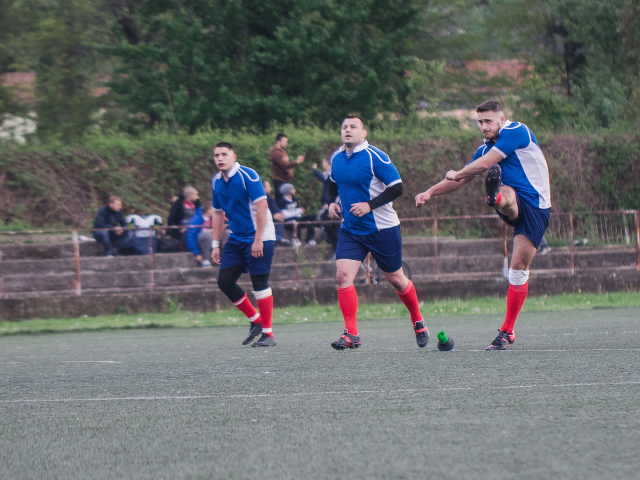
1, 307, 639, 479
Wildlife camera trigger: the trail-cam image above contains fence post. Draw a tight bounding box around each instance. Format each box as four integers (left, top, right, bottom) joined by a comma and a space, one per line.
635, 211, 640, 271
365, 253, 371, 285
503, 223, 509, 278
292, 220, 301, 287
72, 230, 81, 296
148, 228, 155, 293
0, 231, 3, 299
433, 219, 439, 281
569, 212, 575, 275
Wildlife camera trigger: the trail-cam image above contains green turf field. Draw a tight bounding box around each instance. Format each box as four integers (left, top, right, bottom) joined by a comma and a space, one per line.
1, 307, 639, 479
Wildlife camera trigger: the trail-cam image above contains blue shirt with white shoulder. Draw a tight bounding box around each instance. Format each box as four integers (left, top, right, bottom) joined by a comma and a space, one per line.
469, 120, 551, 209
329, 140, 401, 235
211, 162, 276, 243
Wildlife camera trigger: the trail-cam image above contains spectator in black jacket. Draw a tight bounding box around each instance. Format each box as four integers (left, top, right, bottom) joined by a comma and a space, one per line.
167, 186, 201, 244
263, 180, 288, 246
313, 158, 339, 252
312, 158, 332, 209
93, 196, 133, 256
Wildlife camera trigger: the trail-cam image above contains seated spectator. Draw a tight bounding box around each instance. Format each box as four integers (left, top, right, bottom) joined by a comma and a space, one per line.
168, 186, 201, 245
277, 183, 317, 247
263, 180, 289, 246
93, 196, 133, 256
186, 202, 215, 267
125, 214, 163, 255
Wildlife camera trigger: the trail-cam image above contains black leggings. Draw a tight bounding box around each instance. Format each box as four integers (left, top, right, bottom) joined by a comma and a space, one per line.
217, 265, 270, 303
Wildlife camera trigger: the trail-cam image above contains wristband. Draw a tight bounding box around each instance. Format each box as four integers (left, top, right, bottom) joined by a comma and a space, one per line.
211, 240, 220, 248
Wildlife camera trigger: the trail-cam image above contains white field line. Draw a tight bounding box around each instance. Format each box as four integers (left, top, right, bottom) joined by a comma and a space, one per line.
464, 348, 640, 352
60, 361, 122, 363
1, 381, 639, 404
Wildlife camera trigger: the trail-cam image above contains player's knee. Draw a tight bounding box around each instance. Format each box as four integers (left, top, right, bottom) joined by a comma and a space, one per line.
508, 268, 529, 285
335, 268, 352, 287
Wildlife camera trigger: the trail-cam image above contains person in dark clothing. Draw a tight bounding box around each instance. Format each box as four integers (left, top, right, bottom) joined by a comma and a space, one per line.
313, 158, 339, 252
93, 196, 133, 256
263, 180, 289, 245
313, 158, 332, 208
167, 186, 201, 244
277, 183, 316, 246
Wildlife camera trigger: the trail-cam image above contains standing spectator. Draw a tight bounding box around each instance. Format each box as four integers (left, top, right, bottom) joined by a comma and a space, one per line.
263, 180, 289, 246
270, 133, 305, 203
313, 159, 339, 253
186, 202, 215, 267
93, 196, 133, 256
277, 183, 317, 246
313, 158, 332, 209
167, 186, 201, 245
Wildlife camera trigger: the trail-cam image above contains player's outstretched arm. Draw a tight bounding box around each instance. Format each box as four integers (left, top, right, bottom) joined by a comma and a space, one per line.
415, 176, 474, 207
445, 150, 503, 182
210, 210, 225, 264
252, 199, 268, 258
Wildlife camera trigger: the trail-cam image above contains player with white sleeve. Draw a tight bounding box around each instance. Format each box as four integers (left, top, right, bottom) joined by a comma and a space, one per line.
210, 142, 278, 347
415, 100, 551, 350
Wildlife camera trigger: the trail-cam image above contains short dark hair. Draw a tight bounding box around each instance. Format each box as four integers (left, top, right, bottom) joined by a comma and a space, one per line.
201, 201, 214, 213
343, 115, 366, 129
108, 196, 121, 204
214, 141, 234, 151
476, 100, 504, 114
275, 133, 287, 143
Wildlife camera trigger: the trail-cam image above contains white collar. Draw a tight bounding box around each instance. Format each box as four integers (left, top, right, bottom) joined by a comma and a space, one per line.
339, 140, 369, 154
499, 119, 512, 133
223, 162, 241, 179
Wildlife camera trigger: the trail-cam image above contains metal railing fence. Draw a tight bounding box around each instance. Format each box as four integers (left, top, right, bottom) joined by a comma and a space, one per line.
1, 210, 639, 298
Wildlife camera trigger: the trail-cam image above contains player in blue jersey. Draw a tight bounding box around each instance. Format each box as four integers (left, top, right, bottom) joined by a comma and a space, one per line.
327, 116, 429, 350
210, 142, 277, 347
415, 100, 551, 351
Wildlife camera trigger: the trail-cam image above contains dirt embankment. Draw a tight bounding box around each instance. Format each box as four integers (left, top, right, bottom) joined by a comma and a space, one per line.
1, 134, 638, 228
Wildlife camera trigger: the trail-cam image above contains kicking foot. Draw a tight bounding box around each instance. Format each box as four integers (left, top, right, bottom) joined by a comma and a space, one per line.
242, 321, 263, 345
414, 320, 430, 348
331, 329, 361, 350
252, 333, 276, 347
486, 330, 516, 351
485, 164, 502, 207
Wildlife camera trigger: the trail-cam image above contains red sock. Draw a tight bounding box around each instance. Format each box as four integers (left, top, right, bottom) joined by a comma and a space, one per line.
338, 285, 358, 335
501, 283, 528, 333
256, 289, 274, 337
397, 280, 424, 326
233, 294, 260, 323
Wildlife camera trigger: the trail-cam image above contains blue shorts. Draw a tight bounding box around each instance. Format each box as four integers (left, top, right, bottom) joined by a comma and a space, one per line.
497, 193, 550, 248
220, 237, 275, 275
336, 226, 403, 273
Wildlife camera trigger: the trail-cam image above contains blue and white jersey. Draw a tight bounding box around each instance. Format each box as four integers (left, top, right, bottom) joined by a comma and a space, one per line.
469, 120, 551, 209
329, 140, 401, 235
211, 162, 276, 243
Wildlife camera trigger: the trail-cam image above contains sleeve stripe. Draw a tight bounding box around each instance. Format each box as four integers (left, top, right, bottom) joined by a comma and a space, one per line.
491, 146, 507, 159
212, 207, 224, 212
386, 179, 402, 187
252, 195, 267, 203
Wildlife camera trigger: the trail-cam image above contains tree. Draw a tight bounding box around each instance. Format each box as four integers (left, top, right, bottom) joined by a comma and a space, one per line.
108, 0, 421, 131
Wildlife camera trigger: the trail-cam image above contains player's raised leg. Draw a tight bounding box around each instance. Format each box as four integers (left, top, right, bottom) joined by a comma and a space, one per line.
331, 259, 362, 350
